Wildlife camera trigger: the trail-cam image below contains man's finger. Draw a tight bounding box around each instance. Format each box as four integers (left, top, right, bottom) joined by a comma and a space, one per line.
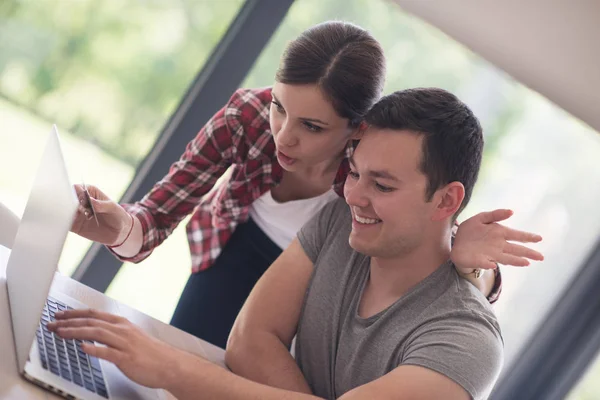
479, 209, 513, 224
503, 243, 544, 261
55, 326, 127, 350
82, 343, 123, 365
48, 317, 127, 338
54, 308, 125, 324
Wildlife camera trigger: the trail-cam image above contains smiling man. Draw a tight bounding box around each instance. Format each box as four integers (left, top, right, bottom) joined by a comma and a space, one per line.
49, 88, 530, 400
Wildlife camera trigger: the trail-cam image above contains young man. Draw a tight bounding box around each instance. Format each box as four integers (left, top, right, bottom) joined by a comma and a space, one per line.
50, 88, 541, 399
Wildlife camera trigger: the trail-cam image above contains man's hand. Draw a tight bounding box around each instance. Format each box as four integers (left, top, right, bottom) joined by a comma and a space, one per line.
47, 309, 185, 389
451, 209, 544, 274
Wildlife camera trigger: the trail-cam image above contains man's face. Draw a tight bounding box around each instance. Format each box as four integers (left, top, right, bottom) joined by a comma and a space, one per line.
344, 128, 436, 259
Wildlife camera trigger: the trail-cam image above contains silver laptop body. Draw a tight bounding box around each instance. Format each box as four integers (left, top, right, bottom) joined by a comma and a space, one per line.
6, 126, 163, 400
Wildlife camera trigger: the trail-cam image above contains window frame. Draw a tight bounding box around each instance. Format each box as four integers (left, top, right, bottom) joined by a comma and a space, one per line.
71, 0, 296, 290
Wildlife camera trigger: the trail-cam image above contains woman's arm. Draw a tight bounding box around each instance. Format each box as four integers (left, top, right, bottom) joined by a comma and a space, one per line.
451, 209, 543, 300
75, 88, 272, 261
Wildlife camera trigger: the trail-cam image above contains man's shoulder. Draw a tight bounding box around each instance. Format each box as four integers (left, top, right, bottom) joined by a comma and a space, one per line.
430, 271, 502, 339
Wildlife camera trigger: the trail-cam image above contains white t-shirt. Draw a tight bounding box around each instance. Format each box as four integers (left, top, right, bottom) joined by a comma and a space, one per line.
249, 189, 339, 249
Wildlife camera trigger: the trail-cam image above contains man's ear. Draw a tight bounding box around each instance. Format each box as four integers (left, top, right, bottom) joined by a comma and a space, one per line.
430, 182, 465, 221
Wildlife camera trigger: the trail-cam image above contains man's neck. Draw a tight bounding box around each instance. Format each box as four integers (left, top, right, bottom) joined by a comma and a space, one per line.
368, 234, 452, 300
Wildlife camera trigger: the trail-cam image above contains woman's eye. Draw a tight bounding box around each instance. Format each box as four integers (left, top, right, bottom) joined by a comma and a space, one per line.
375, 183, 394, 193
349, 171, 359, 179
271, 101, 284, 113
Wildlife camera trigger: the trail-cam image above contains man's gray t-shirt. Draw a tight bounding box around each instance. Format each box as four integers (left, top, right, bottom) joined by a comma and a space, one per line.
295, 198, 503, 400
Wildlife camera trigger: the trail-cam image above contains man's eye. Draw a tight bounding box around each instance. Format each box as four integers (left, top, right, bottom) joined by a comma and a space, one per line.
303, 122, 323, 132
375, 183, 394, 192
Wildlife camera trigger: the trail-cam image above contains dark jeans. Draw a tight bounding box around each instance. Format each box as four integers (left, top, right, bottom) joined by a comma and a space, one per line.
170, 218, 282, 349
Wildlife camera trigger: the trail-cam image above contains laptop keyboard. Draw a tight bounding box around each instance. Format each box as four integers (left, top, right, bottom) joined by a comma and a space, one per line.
36, 296, 109, 398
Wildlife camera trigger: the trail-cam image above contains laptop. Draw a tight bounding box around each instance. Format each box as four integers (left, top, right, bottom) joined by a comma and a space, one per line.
5, 126, 164, 400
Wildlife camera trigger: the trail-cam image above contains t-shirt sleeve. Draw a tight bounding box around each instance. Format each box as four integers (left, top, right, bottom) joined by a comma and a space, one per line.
401, 313, 504, 400
297, 198, 347, 263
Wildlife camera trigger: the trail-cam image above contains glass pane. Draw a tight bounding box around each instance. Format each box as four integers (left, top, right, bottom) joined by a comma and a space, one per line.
0, 1, 244, 320
568, 352, 600, 400
244, 0, 600, 374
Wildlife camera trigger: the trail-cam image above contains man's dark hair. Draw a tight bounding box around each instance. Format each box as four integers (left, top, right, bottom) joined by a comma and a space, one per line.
365, 88, 484, 216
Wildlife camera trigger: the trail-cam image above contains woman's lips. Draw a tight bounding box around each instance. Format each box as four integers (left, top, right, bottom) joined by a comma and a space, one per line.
277, 150, 296, 166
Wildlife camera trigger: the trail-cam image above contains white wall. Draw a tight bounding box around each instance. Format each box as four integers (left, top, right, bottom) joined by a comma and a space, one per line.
393, 0, 600, 132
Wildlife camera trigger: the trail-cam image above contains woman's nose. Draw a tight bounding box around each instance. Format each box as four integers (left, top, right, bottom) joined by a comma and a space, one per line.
276, 123, 299, 147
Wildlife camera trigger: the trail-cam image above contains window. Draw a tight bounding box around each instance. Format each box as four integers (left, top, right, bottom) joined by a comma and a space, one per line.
0, 0, 244, 322
568, 352, 600, 400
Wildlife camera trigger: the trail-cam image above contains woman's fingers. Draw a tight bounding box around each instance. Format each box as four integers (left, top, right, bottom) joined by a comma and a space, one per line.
478, 209, 514, 224
503, 226, 543, 243
503, 242, 544, 261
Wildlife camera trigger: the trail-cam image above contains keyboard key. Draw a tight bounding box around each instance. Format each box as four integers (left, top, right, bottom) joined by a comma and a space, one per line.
89, 356, 102, 371
72, 374, 84, 387
97, 388, 109, 398
59, 369, 71, 381
94, 380, 107, 394
49, 365, 60, 376
83, 379, 95, 392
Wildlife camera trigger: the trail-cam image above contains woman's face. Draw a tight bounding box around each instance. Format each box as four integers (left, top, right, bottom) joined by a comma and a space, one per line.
269, 82, 357, 172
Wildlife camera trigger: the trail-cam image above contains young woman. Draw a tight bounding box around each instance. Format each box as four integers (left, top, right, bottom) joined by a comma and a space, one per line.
71, 21, 541, 348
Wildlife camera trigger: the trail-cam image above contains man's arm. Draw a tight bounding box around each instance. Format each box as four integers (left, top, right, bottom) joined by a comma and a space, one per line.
168, 351, 468, 400
48, 308, 486, 400
340, 365, 469, 400
226, 238, 314, 393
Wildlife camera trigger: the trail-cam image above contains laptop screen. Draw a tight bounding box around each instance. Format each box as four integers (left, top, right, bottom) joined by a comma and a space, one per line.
6, 126, 78, 372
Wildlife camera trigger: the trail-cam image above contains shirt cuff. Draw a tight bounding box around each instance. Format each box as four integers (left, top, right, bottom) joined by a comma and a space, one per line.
487, 267, 502, 304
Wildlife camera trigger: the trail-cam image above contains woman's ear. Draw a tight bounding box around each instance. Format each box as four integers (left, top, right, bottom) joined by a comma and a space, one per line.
350, 121, 368, 140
